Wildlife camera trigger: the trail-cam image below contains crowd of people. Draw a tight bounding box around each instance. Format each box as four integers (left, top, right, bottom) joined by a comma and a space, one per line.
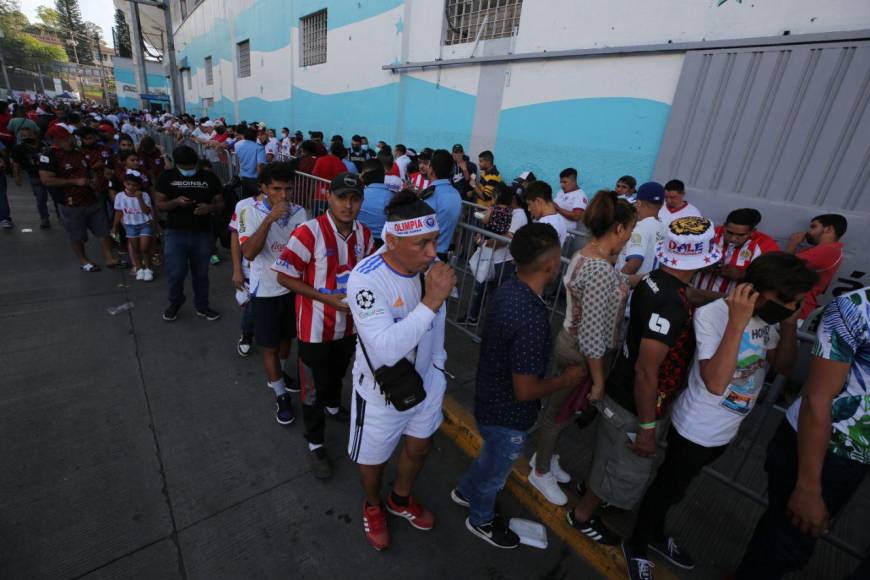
1, 98, 867, 580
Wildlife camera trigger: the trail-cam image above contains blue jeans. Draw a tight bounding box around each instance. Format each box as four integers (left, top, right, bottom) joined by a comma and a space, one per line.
29, 176, 49, 221
165, 228, 212, 310
0, 173, 9, 222
458, 423, 527, 526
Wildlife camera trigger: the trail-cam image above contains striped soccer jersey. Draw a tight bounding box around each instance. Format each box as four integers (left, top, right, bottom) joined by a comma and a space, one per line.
273, 211, 374, 343
694, 226, 779, 294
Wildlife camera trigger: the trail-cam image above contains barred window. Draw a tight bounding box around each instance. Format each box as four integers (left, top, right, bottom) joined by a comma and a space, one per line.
202, 97, 214, 114
180, 0, 187, 20
183, 68, 191, 90
237, 40, 251, 78
299, 9, 327, 66
204, 56, 213, 85
444, 0, 523, 46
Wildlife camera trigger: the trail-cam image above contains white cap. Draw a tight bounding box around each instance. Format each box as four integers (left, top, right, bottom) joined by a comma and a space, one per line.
202, 120, 215, 128
655, 216, 721, 271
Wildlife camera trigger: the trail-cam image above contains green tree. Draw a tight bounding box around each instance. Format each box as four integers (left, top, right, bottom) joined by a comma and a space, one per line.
54, 0, 93, 64
113, 8, 131, 58
0, 2, 67, 74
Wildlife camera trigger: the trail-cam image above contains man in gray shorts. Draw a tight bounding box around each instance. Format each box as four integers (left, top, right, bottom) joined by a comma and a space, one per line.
565, 217, 719, 546
38, 124, 126, 272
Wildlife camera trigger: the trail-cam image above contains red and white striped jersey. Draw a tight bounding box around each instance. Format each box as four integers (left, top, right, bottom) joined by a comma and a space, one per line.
694, 226, 780, 294
273, 211, 375, 343
410, 172, 430, 192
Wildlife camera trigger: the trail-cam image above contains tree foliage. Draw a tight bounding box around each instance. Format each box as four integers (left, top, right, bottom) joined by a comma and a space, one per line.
54, 0, 93, 64
114, 9, 131, 58
0, 2, 68, 72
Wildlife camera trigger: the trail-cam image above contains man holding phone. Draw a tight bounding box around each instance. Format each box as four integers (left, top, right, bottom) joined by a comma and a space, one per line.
155, 145, 224, 322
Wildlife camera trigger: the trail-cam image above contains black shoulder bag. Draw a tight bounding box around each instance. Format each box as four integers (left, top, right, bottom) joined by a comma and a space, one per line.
357, 274, 427, 412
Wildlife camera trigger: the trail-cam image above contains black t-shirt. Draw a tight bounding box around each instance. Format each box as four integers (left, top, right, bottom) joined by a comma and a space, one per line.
347, 147, 372, 171
474, 278, 551, 432
451, 158, 478, 200
607, 269, 695, 418
155, 168, 223, 232
10, 142, 42, 177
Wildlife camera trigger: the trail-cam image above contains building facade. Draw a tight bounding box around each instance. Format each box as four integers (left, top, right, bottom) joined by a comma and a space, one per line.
169, 0, 870, 294
113, 56, 172, 110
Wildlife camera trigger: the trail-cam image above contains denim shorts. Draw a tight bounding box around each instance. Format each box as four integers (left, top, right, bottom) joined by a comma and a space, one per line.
124, 221, 154, 238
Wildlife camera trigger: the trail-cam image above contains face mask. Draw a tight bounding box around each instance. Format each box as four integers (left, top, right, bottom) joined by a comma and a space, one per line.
756, 299, 798, 325
178, 167, 197, 177
361, 145, 368, 151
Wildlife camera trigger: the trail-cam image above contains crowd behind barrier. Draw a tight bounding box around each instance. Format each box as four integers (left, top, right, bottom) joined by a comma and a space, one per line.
145, 127, 867, 564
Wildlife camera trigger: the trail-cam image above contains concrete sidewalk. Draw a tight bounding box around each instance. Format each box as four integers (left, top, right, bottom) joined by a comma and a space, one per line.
0, 180, 599, 580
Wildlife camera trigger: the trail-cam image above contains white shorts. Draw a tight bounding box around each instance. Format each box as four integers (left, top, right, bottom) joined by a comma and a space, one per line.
347, 383, 445, 466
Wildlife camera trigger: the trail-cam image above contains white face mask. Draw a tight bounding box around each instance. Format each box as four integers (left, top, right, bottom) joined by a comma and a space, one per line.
361, 144, 368, 151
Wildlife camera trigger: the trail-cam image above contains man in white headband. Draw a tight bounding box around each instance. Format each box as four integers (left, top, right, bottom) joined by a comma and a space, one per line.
346, 190, 457, 552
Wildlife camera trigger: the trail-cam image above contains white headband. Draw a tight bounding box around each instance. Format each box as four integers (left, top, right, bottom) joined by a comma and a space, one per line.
381, 214, 439, 239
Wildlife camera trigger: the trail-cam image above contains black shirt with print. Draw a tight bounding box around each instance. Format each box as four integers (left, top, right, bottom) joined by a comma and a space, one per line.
607, 269, 695, 418
156, 168, 223, 232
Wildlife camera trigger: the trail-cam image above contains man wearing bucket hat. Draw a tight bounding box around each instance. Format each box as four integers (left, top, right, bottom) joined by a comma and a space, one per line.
565, 216, 720, 546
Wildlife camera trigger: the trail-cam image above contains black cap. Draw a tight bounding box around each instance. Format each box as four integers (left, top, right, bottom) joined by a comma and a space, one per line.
330, 172, 365, 197
294, 130, 303, 137
452, 143, 464, 153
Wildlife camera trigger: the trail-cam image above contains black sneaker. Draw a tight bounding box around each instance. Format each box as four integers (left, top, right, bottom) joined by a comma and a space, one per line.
237, 333, 253, 357
326, 406, 351, 424
196, 307, 221, 321
649, 536, 695, 570
276, 393, 295, 425
465, 517, 519, 549
162, 304, 181, 321
450, 488, 470, 507
282, 372, 300, 393
565, 510, 619, 545
308, 447, 332, 480
622, 540, 656, 580
39, 219, 51, 229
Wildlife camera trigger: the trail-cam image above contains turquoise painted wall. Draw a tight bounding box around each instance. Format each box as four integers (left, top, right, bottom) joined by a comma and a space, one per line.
114, 66, 169, 90
495, 98, 670, 195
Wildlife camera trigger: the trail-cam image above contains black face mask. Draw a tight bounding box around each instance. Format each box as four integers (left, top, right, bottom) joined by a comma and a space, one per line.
756, 299, 798, 325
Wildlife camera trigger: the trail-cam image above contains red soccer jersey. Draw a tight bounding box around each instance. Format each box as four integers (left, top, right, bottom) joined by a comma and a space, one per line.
273, 212, 374, 343
798, 242, 844, 318
312, 155, 346, 182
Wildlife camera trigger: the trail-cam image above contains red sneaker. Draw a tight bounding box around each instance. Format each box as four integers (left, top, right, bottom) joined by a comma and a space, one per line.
362, 502, 390, 551
386, 494, 435, 531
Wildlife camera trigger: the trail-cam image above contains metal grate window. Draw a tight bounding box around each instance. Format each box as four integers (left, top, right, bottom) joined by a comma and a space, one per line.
204, 56, 213, 85
299, 9, 327, 66
184, 68, 191, 90
202, 97, 214, 115
444, 0, 522, 46
237, 40, 251, 78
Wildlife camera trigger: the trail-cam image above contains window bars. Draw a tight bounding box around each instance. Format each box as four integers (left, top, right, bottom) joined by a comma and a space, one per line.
299, 9, 327, 66
204, 56, 213, 85
237, 40, 251, 78
444, 0, 522, 46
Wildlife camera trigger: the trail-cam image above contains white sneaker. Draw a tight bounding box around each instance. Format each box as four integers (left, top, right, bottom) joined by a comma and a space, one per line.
529, 453, 571, 484
142, 268, 154, 282
135, 268, 145, 281
528, 469, 567, 506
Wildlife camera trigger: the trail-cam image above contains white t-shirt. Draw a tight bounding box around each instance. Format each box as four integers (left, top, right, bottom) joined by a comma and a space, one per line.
229, 197, 256, 279
493, 208, 529, 264
237, 198, 308, 297
265, 138, 279, 159
395, 154, 412, 180
347, 249, 448, 406
384, 174, 404, 193
659, 201, 702, 228
537, 213, 569, 247
553, 188, 588, 234
615, 216, 663, 274
280, 137, 292, 158
114, 191, 153, 226
671, 298, 781, 447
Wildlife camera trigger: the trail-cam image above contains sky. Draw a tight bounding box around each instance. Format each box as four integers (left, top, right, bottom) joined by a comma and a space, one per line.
19, 0, 117, 48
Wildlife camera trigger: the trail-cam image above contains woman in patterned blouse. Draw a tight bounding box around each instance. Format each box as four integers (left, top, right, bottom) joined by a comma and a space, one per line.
529, 190, 637, 506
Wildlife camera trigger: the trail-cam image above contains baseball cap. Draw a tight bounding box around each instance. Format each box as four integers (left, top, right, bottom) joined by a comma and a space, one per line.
518, 171, 536, 182
655, 216, 721, 271
636, 181, 665, 204
330, 172, 365, 197
452, 143, 464, 153
294, 130, 303, 137
46, 124, 72, 140
202, 120, 215, 128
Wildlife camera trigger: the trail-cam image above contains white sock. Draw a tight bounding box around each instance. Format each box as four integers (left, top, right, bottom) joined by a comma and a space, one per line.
268, 378, 286, 397
308, 442, 323, 451
325, 406, 339, 415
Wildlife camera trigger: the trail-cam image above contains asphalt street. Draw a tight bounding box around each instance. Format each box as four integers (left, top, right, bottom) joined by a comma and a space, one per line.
0, 179, 600, 580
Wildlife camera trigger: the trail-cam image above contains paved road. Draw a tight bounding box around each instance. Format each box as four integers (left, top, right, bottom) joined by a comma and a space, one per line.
0, 180, 599, 580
